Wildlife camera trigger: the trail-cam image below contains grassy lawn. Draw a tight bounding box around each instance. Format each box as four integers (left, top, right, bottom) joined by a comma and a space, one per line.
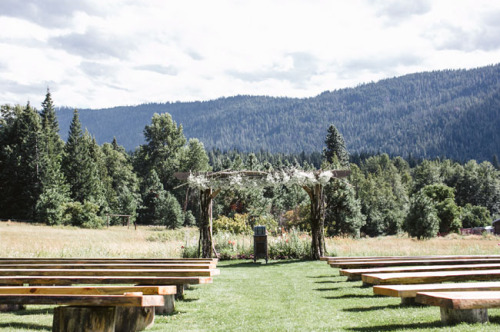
1, 221, 500, 331
2, 260, 500, 331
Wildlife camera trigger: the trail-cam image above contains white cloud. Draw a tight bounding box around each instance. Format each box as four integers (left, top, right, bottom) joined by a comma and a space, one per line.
0, 0, 500, 109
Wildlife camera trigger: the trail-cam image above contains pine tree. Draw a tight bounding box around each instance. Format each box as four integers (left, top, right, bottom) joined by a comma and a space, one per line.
323, 124, 349, 168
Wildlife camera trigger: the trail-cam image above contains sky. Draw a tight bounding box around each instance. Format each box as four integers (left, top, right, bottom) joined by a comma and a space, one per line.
1, 0, 500, 109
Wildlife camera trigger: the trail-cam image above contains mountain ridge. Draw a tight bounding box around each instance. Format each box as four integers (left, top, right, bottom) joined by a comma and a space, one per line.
56, 64, 500, 162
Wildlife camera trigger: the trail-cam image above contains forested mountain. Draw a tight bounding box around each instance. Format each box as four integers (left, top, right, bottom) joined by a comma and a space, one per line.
57, 64, 500, 162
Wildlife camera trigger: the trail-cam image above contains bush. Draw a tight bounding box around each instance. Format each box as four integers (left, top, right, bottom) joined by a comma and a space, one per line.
213, 213, 251, 234
36, 188, 69, 225
461, 204, 491, 228
61, 201, 104, 228
404, 193, 440, 239
162, 192, 184, 229
268, 229, 311, 259
184, 210, 196, 226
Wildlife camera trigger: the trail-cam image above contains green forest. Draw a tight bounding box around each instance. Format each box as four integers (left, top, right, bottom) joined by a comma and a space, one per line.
1, 90, 499, 242
57, 64, 500, 163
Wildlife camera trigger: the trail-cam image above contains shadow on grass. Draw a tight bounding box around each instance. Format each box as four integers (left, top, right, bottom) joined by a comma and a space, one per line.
324, 294, 377, 299
0, 322, 50, 331
307, 275, 338, 279
179, 298, 198, 303
220, 260, 306, 268
11, 308, 54, 316
345, 321, 443, 331
343, 304, 401, 312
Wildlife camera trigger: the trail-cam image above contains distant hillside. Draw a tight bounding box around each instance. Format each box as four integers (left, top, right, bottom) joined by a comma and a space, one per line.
57, 64, 500, 162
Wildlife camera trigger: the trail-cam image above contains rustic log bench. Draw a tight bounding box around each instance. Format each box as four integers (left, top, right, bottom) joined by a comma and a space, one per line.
0, 275, 213, 303
331, 258, 500, 269
0, 268, 219, 277
373, 282, 500, 305
415, 291, 500, 324
362, 269, 500, 286
0, 285, 178, 314
0, 292, 164, 332
0, 263, 217, 270
322, 255, 500, 263
0, 258, 217, 264
341, 263, 500, 281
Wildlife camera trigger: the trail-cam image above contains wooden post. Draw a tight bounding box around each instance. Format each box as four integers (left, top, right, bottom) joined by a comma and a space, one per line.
199, 187, 221, 258
303, 183, 326, 260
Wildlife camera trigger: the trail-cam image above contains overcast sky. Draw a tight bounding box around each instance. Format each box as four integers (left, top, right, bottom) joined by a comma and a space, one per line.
1, 0, 500, 109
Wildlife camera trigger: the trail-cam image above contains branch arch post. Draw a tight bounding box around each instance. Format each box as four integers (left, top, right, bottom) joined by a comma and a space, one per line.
175, 169, 350, 259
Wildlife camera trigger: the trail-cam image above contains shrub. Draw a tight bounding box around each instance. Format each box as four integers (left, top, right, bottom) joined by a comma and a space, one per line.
61, 201, 104, 228
213, 213, 251, 234
268, 229, 311, 259
404, 193, 440, 239
461, 204, 491, 228
35, 188, 69, 225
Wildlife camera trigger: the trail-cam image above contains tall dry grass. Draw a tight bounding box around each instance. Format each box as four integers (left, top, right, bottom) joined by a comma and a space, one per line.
326, 233, 500, 257
1, 220, 499, 258
0, 220, 198, 258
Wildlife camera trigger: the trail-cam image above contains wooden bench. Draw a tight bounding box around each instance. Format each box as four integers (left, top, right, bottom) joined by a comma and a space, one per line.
0, 285, 178, 314
0, 292, 164, 332
0, 258, 217, 264
341, 263, 500, 281
362, 269, 500, 286
0, 263, 217, 269
415, 291, 500, 324
373, 282, 500, 305
331, 258, 500, 269
322, 255, 500, 263
0, 268, 219, 277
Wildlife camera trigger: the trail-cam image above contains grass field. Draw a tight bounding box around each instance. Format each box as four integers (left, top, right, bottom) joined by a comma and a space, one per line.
1, 221, 500, 331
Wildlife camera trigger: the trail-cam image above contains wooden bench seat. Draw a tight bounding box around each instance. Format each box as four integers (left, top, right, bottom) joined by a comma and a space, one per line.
415, 291, 500, 324
0, 258, 217, 264
0, 263, 217, 269
331, 258, 500, 269
373, 282, 500, 305
362, 269, 500, 285
0, 268, 219, 277
323, 255, 500, 263
0, 293, 164, 332
0, 285, 178, 315
341, 263, 500, 281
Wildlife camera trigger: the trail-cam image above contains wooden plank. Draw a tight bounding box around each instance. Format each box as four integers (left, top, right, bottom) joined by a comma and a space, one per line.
0, 276, 213, 286
416, 291, 500, 309
0, 268, 219, 277
0, 263, 216, 269
0, 294, 164, 307
362, 269, 500, 285
373, 282, 500, 298
332, 258, 500, 269
325, 255, 500, 263
341, 263, 500, 279
0, 285, 177, 295
0, 258, 217, 264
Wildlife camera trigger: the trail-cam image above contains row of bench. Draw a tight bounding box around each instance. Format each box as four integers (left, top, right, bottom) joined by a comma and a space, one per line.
322, 255, 500, 324
0, 257, 219, 332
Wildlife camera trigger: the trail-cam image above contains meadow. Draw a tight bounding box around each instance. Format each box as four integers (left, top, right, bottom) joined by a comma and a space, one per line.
1, 221, 500, 331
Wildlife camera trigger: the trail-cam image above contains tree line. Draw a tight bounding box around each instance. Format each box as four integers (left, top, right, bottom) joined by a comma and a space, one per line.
1, 91, 499, 240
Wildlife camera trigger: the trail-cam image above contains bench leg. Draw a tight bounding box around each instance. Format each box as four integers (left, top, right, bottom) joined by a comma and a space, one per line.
400, 297, 416, 306
346, 275, 361, 281
176, 285, 184, 299
115, 306, 155, 331
440, 307, 489, 324
155, 294, 175, 315
52, 306, 116, 332
0, 304, 25, 312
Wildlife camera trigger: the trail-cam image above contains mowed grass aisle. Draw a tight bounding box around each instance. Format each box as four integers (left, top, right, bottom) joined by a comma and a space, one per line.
1, 260, 500, 331
156, 260, 500, 331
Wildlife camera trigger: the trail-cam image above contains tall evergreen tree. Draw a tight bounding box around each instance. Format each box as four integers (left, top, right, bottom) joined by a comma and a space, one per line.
0, 103, 43, 219
62, 110, 104, 206
323, 124, 349, 168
